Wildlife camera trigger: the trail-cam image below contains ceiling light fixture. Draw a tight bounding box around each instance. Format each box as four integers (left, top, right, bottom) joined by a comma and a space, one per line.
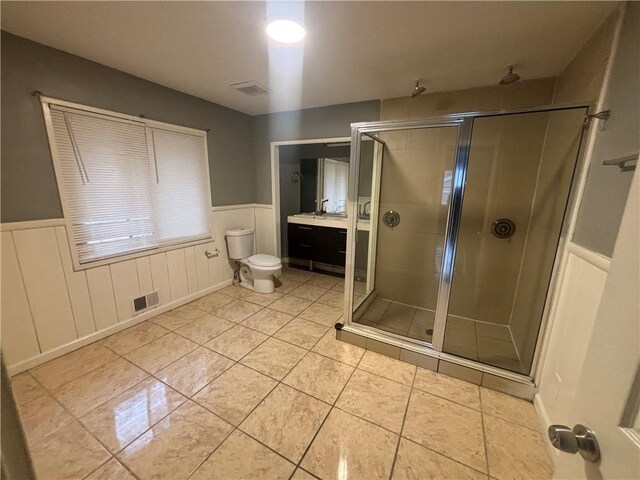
266, 19, 306, 44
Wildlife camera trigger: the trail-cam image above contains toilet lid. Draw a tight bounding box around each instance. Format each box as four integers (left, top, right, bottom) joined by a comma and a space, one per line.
247, 254, 281, 267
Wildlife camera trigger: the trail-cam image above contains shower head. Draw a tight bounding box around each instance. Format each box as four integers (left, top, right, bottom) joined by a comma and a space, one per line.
499, 65, 521, 85
411, 80, 426, 97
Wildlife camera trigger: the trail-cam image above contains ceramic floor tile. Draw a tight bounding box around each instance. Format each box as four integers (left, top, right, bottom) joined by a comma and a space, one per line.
10, 373, 47, 406
301, 408, 398, 480
480, 388, 538, 430
476, 323, 513, 341
358, 350, 416, 386
477, 336, 519, 361
269, 295, 313, 316
29, 421, 110, 480
240, 384, 330, 463
312, 330, 365, 366
204, 325, 268, 361
118, 400, 233, 480
30, 343, 119, 390
81, 377, 186, 454
52, 358, 148, 417
273, 318, 329, 349
219, 284, 252, 298
174, 314, 235, 344
393, 438, 487, 480
307, 274, 341, 289
289, 283, 329, 301
101, 321, 170, 355
275, 279, 302, 294
279, 268, 314, 283
17, 392, 74, 442
215, 300, 263, 323
240, 337, 307, 380
85, 459, 137, 480
191, 430, 295, 480
336, 369, 410, 433
403, 389, 487, 473
193, 363, 277, 426
283, 352, 354, 403
413, 367, 481, 410
152, 305, 206, 331
191, 291, 235, 313
156, 347, 234, 397
291, 468, 317, 480
243, 291, 285, 307
298, 302, 343, 327
125, 332, 198, 373
316, 289, 345, 306
484, 414, 553, 480
241, 308, 294, 335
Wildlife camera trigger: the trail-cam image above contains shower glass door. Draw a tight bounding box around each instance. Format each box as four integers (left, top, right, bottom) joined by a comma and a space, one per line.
349, 120, 464, 344
442, 108, 587, 374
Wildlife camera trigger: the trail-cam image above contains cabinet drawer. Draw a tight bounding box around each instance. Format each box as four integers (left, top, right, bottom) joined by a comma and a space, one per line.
288, 224, 316, 245
289, 242, 314, 260
325, 228, 348, 249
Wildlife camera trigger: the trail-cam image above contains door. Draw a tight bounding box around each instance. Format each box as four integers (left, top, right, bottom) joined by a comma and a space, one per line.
552, 165, 639, 478
348, 119, 464, 345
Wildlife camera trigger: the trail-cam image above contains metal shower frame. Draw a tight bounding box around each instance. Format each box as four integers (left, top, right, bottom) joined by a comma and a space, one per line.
343, 102, 592, 383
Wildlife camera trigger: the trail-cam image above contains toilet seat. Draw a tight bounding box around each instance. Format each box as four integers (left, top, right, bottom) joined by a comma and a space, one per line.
247, 254, 281, 268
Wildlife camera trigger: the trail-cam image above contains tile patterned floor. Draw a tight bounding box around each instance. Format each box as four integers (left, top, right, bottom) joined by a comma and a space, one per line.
11, 267, 552, 480
357, 297, 525, 373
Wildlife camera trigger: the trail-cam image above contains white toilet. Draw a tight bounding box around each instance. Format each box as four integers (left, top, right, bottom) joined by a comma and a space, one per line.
226, 228, 282, 293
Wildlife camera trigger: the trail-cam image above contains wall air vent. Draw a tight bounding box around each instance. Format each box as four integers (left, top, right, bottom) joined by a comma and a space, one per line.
230, 81, 270, 96
132, 291, 160, 314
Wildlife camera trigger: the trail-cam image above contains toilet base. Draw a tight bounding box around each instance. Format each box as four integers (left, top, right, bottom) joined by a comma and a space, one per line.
238, 264, 278, 294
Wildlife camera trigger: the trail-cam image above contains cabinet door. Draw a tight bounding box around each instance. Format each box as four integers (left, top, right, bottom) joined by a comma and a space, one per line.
288, 224, 316, 260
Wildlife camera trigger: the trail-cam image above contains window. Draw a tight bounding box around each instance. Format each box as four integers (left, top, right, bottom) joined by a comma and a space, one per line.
44, 100, 211, 266
319, 158, 349, 213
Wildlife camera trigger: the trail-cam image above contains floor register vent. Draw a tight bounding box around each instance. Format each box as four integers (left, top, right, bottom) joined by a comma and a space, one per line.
132, 291, 160, 314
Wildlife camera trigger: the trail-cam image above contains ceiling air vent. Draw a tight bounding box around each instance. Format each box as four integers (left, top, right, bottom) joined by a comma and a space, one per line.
230, 81, 270, 96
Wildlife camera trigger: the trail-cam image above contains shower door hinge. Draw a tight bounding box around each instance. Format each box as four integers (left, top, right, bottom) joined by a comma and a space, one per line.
584, 110, 610, 128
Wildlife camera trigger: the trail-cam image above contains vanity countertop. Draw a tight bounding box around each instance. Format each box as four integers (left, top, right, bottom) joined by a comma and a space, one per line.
287, 214, 370, 231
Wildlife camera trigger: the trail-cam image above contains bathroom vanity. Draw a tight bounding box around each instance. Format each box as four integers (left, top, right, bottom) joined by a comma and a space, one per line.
287, 214, 369, 267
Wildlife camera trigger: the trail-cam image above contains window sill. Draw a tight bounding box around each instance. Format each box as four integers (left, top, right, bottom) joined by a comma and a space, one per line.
71, 235, 215, 272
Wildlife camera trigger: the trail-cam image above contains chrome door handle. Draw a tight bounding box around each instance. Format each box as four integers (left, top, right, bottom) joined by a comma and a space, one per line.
548, 424, 600, 462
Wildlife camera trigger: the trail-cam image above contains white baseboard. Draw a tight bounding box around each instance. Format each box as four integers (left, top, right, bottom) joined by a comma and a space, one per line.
534, 393, 559, 462
7, 278, 233, 375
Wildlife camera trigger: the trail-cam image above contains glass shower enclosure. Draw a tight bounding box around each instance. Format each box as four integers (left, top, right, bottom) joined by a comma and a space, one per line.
345, 105, 589, 377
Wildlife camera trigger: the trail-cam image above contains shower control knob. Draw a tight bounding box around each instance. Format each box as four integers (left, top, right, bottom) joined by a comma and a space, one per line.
548, 424, 600, 462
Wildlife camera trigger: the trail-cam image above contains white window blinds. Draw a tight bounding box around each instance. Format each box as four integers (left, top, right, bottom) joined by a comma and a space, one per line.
322, 158, 349, 213
48, 104, 211, 265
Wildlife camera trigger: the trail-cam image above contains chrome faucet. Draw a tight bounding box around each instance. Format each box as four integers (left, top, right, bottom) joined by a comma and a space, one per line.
314, 198, 329, 215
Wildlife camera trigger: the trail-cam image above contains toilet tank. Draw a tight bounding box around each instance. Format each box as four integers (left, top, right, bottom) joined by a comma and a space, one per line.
226, 228, 255, 260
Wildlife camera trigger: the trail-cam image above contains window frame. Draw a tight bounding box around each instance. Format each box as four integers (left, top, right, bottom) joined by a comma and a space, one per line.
41, 96, 213, 271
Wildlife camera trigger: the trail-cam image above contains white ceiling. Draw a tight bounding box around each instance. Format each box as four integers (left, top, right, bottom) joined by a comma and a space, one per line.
1, 1, 618, 115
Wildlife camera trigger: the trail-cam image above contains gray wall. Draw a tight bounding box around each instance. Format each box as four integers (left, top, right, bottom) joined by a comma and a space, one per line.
572, 2, 639, 256
251, 101, 380, 204
1, 32, 255, 222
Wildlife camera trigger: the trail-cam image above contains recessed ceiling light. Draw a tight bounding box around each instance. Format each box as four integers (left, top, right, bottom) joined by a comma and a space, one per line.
266, 19, 306, 44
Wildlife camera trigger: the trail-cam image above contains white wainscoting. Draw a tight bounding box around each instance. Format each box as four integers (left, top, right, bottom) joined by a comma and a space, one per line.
1, 204, 274, 374
534, 243, 610, 460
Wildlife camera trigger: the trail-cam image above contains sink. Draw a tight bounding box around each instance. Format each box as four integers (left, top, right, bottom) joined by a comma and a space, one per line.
294, 213, 328, 220
294, 213, 347, 220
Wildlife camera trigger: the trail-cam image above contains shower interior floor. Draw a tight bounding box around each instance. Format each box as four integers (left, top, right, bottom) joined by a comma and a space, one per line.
356, 297, 525, 374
